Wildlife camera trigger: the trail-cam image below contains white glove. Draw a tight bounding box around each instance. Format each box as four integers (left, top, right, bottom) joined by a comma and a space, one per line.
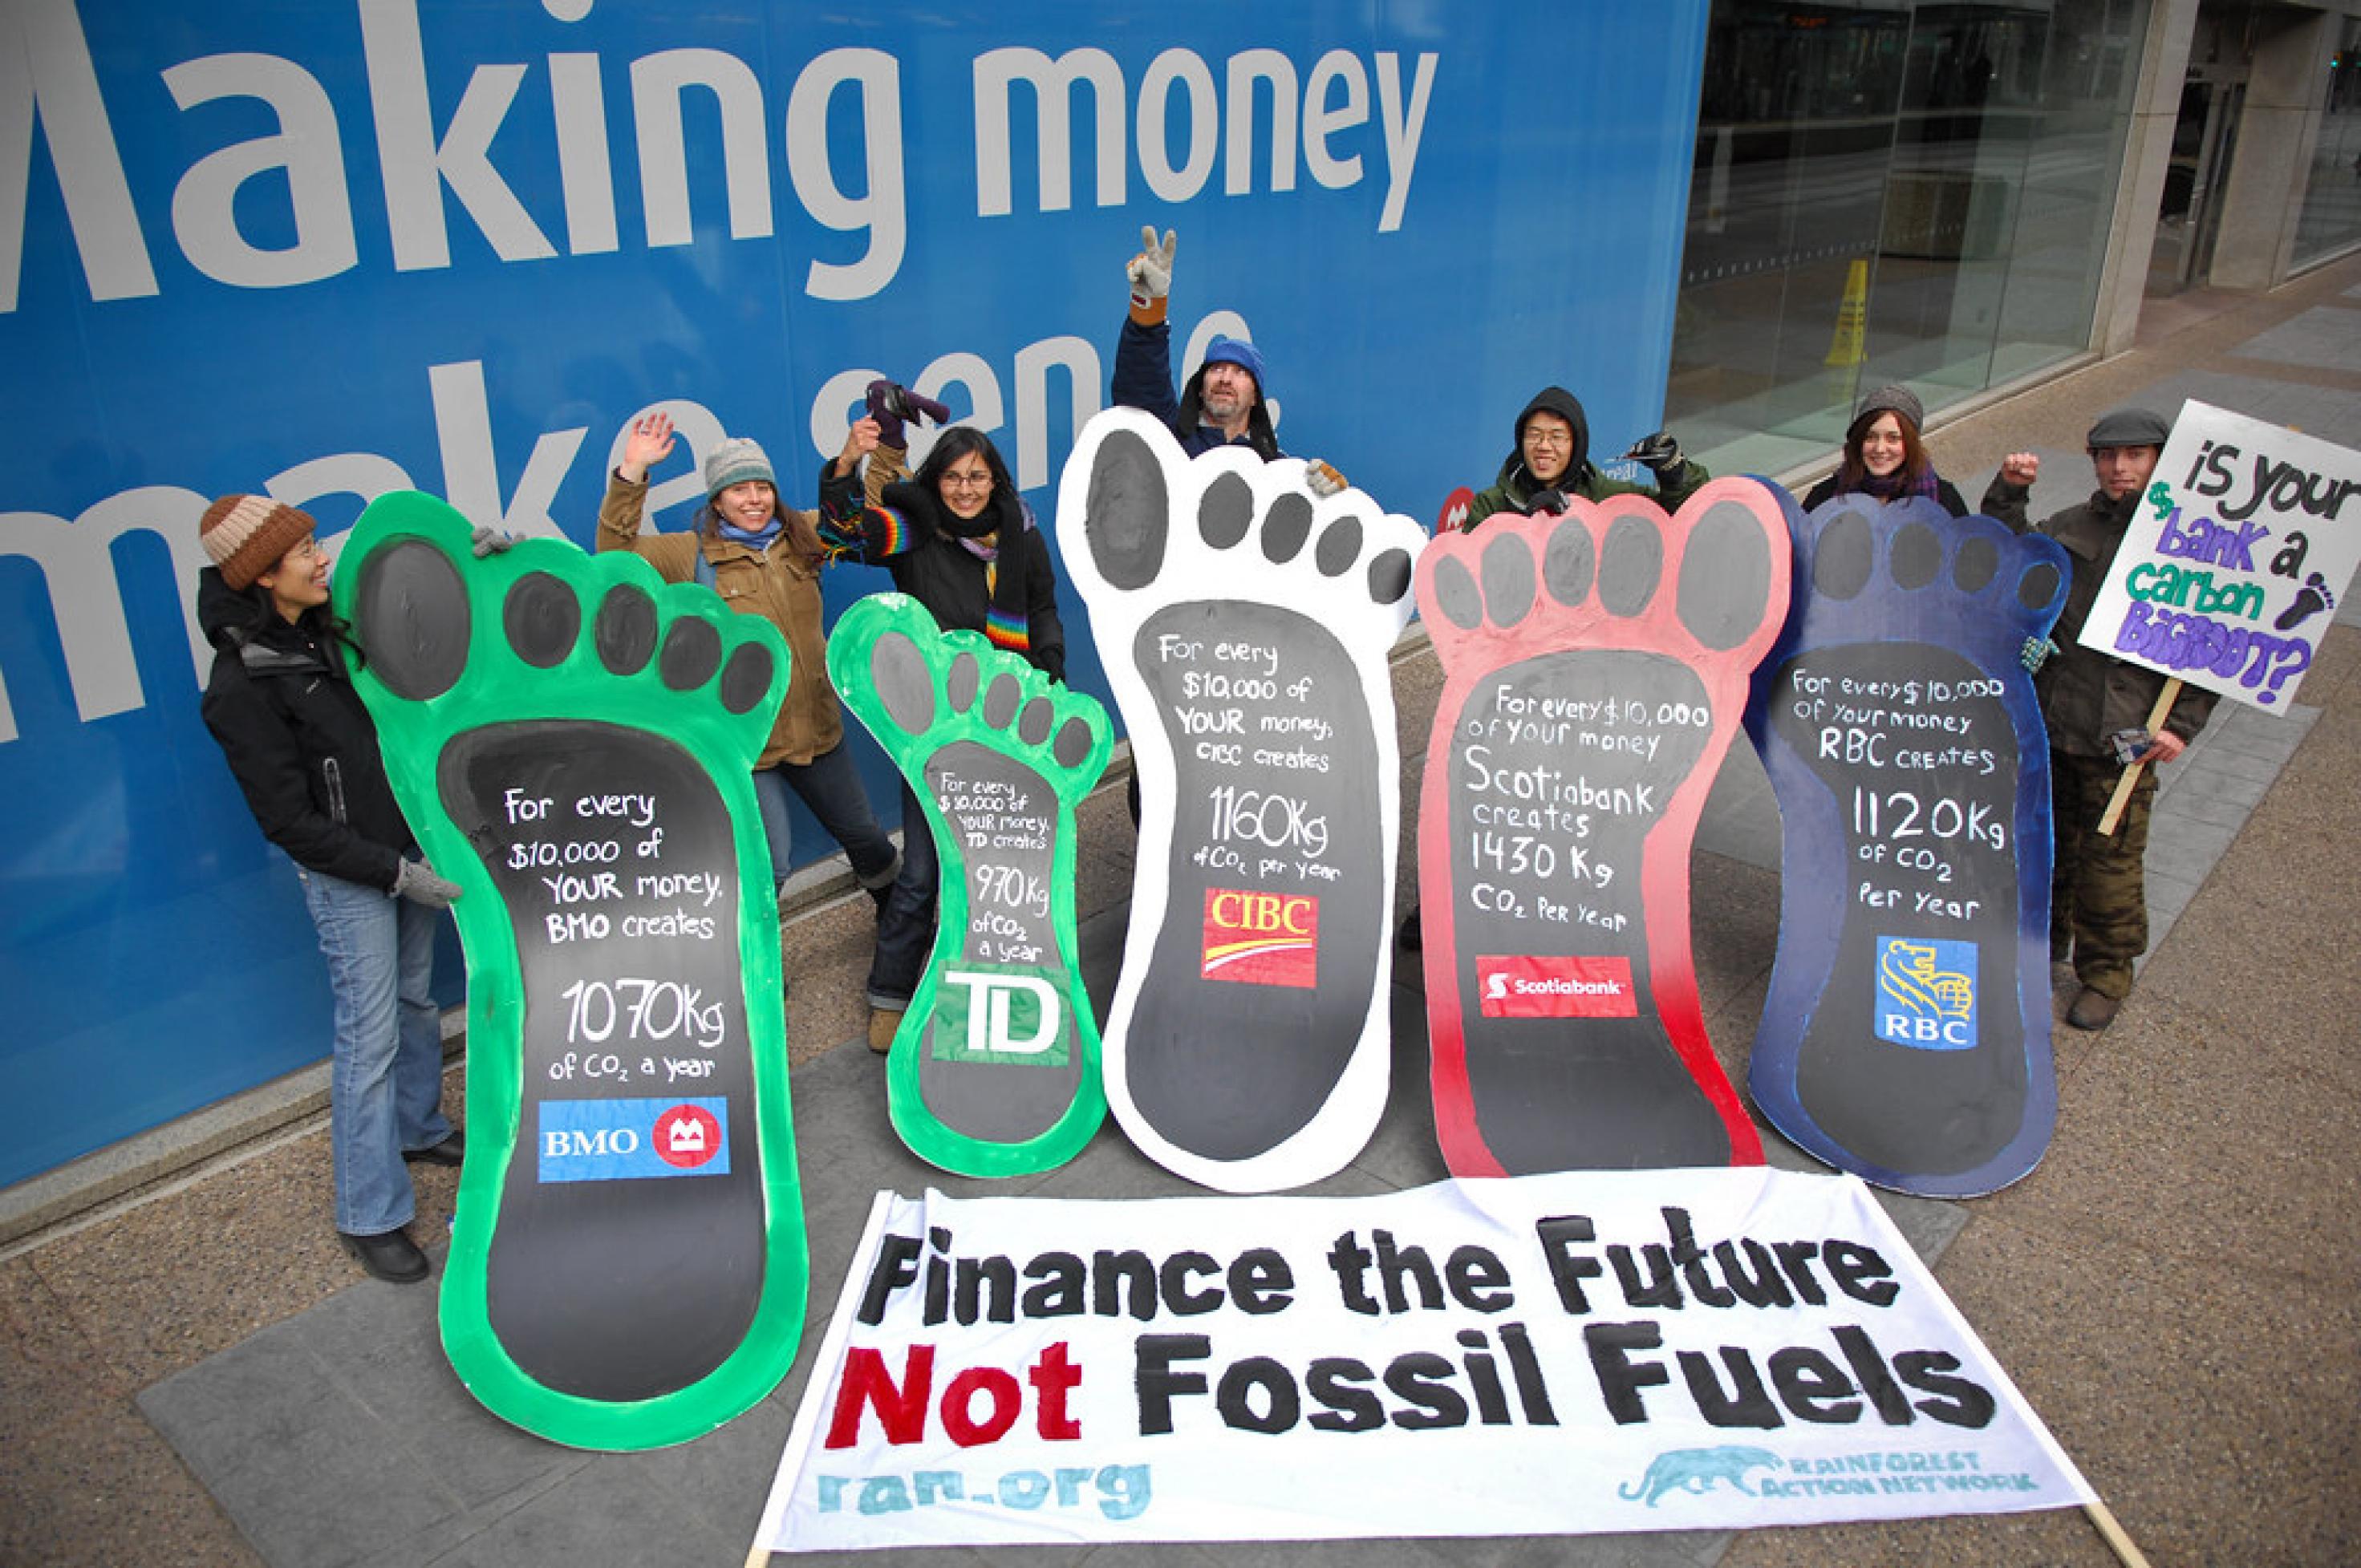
1127, 226, 1177, 321
391, 857, 461, 909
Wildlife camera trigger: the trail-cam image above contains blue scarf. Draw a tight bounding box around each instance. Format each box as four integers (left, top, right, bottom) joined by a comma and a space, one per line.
715, 514, 783, 549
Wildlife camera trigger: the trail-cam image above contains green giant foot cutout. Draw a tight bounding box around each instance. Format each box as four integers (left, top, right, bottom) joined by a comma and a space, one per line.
335, 491, 809, 1450
827, 594, 1113, 1177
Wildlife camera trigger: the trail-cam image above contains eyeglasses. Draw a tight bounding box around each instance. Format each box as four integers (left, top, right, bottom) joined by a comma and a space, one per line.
940, 471, 994, 491
285, 537, 323, 561
1523, 429, 1573, 449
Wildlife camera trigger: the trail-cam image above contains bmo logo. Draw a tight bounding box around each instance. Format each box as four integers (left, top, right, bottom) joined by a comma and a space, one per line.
1200, 889, 1319, 988
538, 1096, 732, 1183
1475, 955, 1638, 1019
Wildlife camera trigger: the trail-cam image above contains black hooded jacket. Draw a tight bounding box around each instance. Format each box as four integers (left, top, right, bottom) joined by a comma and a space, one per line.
197, 568, 416, 889
1462, 386, 1710, 528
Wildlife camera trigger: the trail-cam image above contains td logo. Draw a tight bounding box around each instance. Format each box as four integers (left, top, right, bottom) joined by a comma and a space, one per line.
932, 970, 1069, 1067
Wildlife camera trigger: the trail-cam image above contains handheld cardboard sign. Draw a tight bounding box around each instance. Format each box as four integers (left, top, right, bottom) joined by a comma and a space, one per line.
1057, 408, 1426, 1193
827, 594, 1113, 1176
1743, 492, 2069, 1197
1414, 484, 1788, 1175
336, 492, 809, 1449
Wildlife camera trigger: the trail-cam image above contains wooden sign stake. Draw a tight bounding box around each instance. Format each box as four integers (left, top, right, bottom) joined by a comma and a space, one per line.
2097, 679, 2182, 837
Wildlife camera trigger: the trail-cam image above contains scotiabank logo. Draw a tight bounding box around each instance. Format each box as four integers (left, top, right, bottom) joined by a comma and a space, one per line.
1476, 955, 1638, 1018
1201, 889, 1318, 988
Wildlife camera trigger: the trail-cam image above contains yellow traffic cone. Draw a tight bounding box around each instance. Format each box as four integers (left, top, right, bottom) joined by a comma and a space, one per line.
1824, 257, 1869, 409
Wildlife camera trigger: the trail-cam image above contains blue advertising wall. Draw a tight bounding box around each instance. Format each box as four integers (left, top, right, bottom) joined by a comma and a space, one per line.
0, 0, 1709, 1185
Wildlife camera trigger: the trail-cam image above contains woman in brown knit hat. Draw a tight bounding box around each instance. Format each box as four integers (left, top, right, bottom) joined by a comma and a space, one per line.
195, 496, 487, 1284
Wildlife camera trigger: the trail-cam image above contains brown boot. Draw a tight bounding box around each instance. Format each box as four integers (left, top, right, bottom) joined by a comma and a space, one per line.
2067, 987, 2121, 1031
868, 1007, 903, 1054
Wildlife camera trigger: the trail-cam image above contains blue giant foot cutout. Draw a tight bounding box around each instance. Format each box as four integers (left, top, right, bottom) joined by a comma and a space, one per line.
1745, 495, 2069, 1196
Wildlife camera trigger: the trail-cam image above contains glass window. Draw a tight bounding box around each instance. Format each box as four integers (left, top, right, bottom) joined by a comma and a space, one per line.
1669, 0, 2152, 481
2293, 21, 2361, 268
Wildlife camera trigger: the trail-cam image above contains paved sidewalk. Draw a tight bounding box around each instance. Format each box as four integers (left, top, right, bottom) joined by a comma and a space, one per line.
5, 256, 2359, 1568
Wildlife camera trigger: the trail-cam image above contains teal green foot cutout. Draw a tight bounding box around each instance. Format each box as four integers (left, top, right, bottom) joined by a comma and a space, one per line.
828, 594, 1114, 1177
333, 490, 809, 1451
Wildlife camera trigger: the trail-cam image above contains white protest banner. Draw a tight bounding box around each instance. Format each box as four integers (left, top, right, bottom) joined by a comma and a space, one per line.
2081, 399, 2359, 711
750, 1171, 2092, 1553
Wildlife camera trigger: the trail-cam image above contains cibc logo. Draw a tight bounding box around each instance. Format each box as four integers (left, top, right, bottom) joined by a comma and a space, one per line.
1200, 889, 1319, 988
1475, 955, 1638, 1019
538, 1096, 731, 1183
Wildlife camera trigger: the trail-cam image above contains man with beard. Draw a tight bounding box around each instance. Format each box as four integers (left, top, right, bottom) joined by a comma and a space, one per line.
1110, 226, 1285, 460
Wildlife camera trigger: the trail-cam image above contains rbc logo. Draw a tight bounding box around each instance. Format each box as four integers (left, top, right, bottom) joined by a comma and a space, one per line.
1873, 938, 1978, 1051
538, 1096, 730, 1183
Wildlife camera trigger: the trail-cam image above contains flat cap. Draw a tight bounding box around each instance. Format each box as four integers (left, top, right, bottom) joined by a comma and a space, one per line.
2086, 407, 2172, 449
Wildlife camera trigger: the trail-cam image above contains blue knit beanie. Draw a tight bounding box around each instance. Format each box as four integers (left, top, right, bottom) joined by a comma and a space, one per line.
1202, 336, 1270, 400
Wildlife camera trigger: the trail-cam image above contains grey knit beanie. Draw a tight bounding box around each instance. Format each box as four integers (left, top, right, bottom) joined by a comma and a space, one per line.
1852, 384, 1925, 436
703, 436, 775, 498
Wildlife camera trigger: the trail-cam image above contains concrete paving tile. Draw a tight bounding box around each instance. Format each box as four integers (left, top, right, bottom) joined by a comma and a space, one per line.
138, 1323, 367, 1481
1689, 853, 1781, 1027
1072, 781, 1141, 918
1718, 1505, 2111, 1566
306, 1282, 582, 1510
2168, 765, 2270, 810
428, 1455, 741, 1568
30, 1129, 416, 1388
1694, 745, 1784, 873
2148, 810, 2240, 860
1349, 985, 1450, 1191
1392, 640, 1448, 757
2139, 867, 2197, 918
2186, 744, 2299, 788
2226, 305, 2361, 372
750, 1546, 1000, 1568
0, 1254, 134, 1453
782, 894, 880, 1066
1706, 975, 1771, 1112
0, 1402, 260, 1568
579, 1392, 797, 1557
2156, 785, 2258, 832
202, 1402, 465, 1568
1751, 1131, 1967, 1269
1974, 1011, 2360, 1290
1926, 1215, 2361, 1568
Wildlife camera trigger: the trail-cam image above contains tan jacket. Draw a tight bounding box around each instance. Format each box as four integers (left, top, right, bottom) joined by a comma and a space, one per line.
595, 471, 843, 767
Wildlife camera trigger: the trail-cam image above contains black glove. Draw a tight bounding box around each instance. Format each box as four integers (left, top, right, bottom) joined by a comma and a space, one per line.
1625, 431, 1685, 481
1527, 488, 1569, 516
863, 379, 951, 448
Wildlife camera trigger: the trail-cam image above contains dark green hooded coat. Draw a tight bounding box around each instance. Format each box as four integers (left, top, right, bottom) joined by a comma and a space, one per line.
1462, 386, 1709, 529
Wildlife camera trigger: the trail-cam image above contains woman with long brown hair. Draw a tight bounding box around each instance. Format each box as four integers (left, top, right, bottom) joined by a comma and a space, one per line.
1803, 385, 1969, 517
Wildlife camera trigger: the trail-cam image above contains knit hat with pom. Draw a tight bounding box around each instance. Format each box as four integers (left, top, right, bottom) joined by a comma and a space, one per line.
200, 494, 316, 590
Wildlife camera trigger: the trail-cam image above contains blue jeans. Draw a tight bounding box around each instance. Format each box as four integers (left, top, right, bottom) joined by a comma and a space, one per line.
868, 781, 940, 1009
752, 742, 899, 894
297, 863, 452, 1236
